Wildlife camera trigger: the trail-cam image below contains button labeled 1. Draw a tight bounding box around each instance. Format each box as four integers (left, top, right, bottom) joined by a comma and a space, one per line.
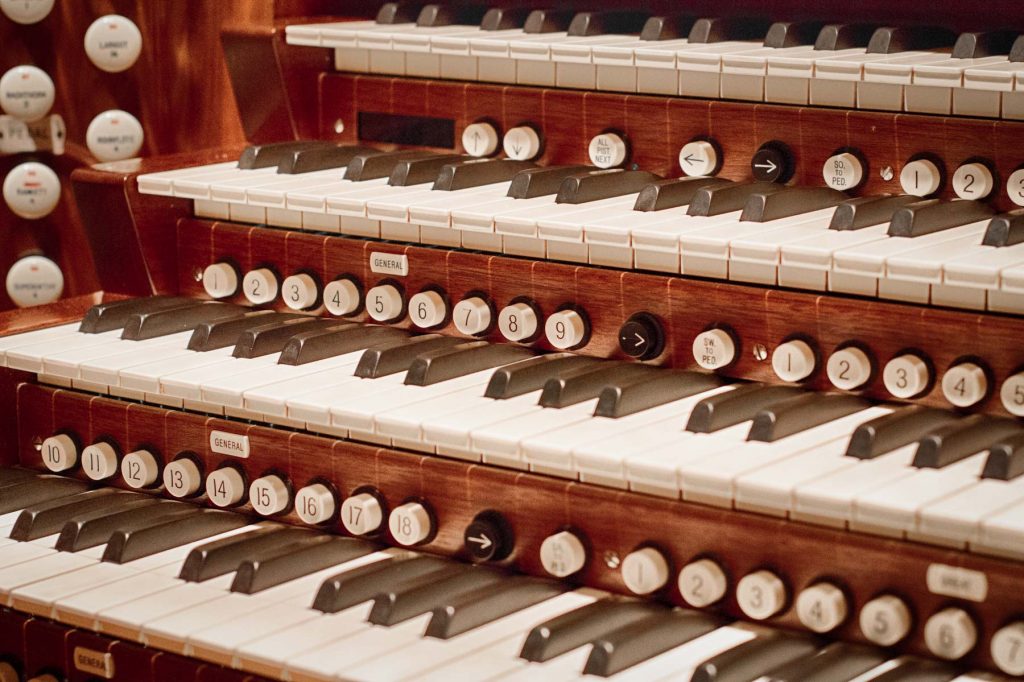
621, 547, 669, 595
900, 158, 943, 197
4, 162, 60, 219
772, 340, 816, 382
85, 110, 144, 162
84, 15, 143, 73
202, 263, 238, 299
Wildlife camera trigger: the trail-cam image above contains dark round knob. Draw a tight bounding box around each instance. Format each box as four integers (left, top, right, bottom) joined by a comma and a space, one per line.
618, 312, 665, 360
464, 511, 514, 563
751, 141, 793, 184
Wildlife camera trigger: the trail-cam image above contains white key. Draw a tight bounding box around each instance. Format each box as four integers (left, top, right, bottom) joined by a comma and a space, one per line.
374, 378, 501, 446
942, 242, 1024, 294
244, 352, 363, 417
779, 224, 890, 291
472, 399, 600, 470
161, 353, 280, 401
201, 354, 355, 408
907, 55, 1009, 114
118, 346, 235, 394
287, 372, 406, 427
43, 330, 193, 381
136, 161, 237, 196
625, 423, 751, 499
727, 210, 839, 284
976, 496, 1024, 560
423, 390, 544, 459
917, 475, 1024, 548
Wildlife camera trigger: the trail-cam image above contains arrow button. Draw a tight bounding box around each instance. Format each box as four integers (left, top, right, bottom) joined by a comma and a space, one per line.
617, 312, 665, 361
463, 510, 513, 562
750, 141, 792, 184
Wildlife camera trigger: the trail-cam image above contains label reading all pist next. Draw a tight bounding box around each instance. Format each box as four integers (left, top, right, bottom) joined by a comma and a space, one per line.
209, 430, 250, 459
370, 252, 409, 277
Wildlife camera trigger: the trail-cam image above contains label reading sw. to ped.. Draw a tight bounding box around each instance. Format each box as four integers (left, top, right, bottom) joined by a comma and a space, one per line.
370, 252, 409, 277
210, 430, 250, 459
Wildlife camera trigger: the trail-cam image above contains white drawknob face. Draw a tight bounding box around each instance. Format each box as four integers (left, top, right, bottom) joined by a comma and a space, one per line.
503, 125, 542, 161
900, 158, 942, 197
81, 442, 119, 481
41, 434, 77, 472
883, 354, 931, 399
795, 582, 848, 633
0, 65, 55, 121
85, 109, 144, 161
324, 278, 361, 317
249, 475, 291, 516
242, 268, 279, 305
1001, 372, 1024, 417
544, 309, 588, 349
202, 263, 239, 299
924, 608, 978, 661
679, 140, 718, 177
1007, 168, 1024, 208
365, 284, 404, 322
772, 340, 816, 382
462, 122, 499, 157
84, 15, 143, 73
822, 152, 864, 191
951, 162, 994, 201
163, 458, 202, 498
678, 558, 728, 608
409, 290, 448, 329
826, 346, 873, 391
1, 0, 56, 24
859, 595, 912, 646
498, 302, 538, 342
281, 273, 320, 311
539, 531, 587, 578
341, 492, 384, 536
6, 255, 63, 307
621, 547, 670, 595
736, 570, 787, 620
389, 501, 434, 546
941, 362, 988, 408
453, 296, 492, 336
120, 449, 160, 489
3, 161, 60, 219
992, 622, 1024, 676
295, 483, 336, 525
588, 132, 628, 169
206, 467, 246, 508
692, 329, 736, 370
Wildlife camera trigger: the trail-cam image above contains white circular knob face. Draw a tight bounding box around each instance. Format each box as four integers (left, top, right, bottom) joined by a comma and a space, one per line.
295, 484, 336, 525
883, 354, 931, 399
772, 340, 816, 382
6, 255, 63, 307
736, 570, 787, 620
1007, 169, 1024, 207
462, 122, 499, 157
692, 329, 736, 370
942, 362, 988, 408
859, 595, 912, 646
366, 284, 404, 322
924, 608, 978, 661
826, 346, 873, 391
1001, 372, 1024, 417
453, 296, 492, 336
900, 158, 942, 197
498, 302, 538, 342
823, 152, 864, 191
242, 268, 278, 305
545, 310, 588, 349
250, 475, 290, 516
678, 558, 728, 608
992, 622, 1024, 676
503, 125, 542, 161
539, 531, 587, 578
588, 132, 628, 169
4, 162, 60, 219
206, 467, 246, 508
389, 502, 433, 546
324, 278, 361, 316
952, 162, 994, 200
678, 140, 718, 177
0, 65, 54, 121
41, 434, 77, 472
120, 449, 159, 489
795, 583, 848, 633
0, 661, 18, 682
85, 109, 144, 162
281, 273, 319, 311
409, 290, 448, 329
1, 0, 55, 24
163, 459, 202, 498
202, 263, 238, 299
81, 442, 119, 481
621, 547, 669, 595
84, 15, 143, 73
341, 492, 384, 536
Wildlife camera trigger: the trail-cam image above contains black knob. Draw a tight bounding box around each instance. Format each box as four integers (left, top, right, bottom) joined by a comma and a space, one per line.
751, 141, 793, 183
464, 511, 514, 563
618, 312, 665, 360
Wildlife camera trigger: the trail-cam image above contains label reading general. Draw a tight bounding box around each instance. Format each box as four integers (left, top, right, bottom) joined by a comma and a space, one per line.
926, 564, 988, 603
209, 430, 250, 459
74, 647, 115, 679
370, 252, 408, 277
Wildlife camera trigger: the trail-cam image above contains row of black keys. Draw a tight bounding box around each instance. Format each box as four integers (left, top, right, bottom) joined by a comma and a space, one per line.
368, 2, 1024, 62
239, 140, 1024, 246
80, 295, 1024, 476
0, 469, 976, 681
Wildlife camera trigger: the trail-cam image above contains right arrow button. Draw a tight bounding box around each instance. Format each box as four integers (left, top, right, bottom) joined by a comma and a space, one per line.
618, 312, 665, 361
751, 141, 793, 184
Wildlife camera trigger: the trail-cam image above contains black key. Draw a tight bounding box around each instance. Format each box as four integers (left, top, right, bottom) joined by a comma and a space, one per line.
485, 354, 600, 399
913, 414, 1023, 469
763, 642, 888, 682
634, 178, 730, 211
555, 170, 661, 205
276, 145, 378, 174
586, 610, 722, 677
79, 296, 196, 334
864, 657, 959, 682
0, 476, 89, 514
983, 432, 1024, 480
434, 159, 537, 191
523, 9, 574, 34
426, 576, 566, 639
102, 508, 248, 564
278, 325, 408, 366
1012, 35, 1024, 62
686, 385, 804, 433
121, 302, 247, 341
232, 536, 374, 594
520, 600, 664, 663
10, 489, 137, 542
640, 16, 696, 42
688, 182, 783, 217
238, 141, 334, 170
415, 4, 487, 28
982, 210, 1024, 247
567, 11, 648, 38
56, 499, 192, 552
375, 2, 425, 24
748, 393, 869, 443
187, 311, 302, 352
690, 635, 819, 682
354, 334, 463, 378
595, 370, 724, 419
178, 526, 313, 582
688, 17, 771, 44
814, 24, 876, 51
232, 317, 332, 359
763, 21, 824, 49
867, 26, 956, 55
846, 406, 961, 460
829, 195, 920, 231
539, 363, 653, 409
740, 187, 846, 223
888, 199, 995, 238
951, 30, 1017, 59
313, 555, 456, 613
389, 154, 468, 186
508, 166, 594, 200
368, 567, 505, 626
405, 342, 533, 386
345, 150, 439, 182
479, 7, 531, 31
0, 467, 35, 487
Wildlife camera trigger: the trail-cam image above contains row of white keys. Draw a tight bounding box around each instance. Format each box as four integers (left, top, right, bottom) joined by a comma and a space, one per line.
881, 225, 998, 304
939, 240, 1024, 312
764, 47, 872, 104
424, 390, 546, 461
724, 210, 839, 284
0, 322, 81, 365
598, 207, 743, 273
779, 224, 890, 290
135, 161, 238, 196
592, 37, 691, 92
199, 352, 360, 410
962, 60, 1024, 118
5, 326, 124, 373
976, 496, 1024, 559
916, 472, 1024, 549
39, 330, 194, 381
160, 351, 282, 403
287, 370, 408, 431
241, 349, 366, 417
906, 54, 1011, 114
474, 399, 601, 470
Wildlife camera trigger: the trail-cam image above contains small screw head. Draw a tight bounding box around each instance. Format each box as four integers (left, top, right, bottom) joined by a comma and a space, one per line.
32, 436, 42, 451
192, 268, 203, 282
753, 343, 769, 361
880, 166, 895, 182
603, 550, 621, 569
334, 119, 345, 134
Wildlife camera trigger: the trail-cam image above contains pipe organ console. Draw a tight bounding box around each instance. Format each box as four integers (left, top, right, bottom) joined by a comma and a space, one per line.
5, 1, 1024, 680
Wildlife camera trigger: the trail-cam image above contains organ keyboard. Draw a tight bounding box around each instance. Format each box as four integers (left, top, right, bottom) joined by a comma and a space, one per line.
5, 1, 1024, 681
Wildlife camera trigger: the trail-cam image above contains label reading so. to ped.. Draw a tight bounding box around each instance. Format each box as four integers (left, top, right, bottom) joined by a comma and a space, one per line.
370, 252, 409, 277
210, 430, 250, 459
